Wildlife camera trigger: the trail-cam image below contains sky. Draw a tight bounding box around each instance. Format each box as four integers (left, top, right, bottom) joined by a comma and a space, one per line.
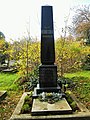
0, 0, 90, 42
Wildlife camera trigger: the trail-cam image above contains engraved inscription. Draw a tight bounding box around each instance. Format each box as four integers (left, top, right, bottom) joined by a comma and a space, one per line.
39, 66, 57, 88
41, 30, 53, 34
44, 70, 53, 81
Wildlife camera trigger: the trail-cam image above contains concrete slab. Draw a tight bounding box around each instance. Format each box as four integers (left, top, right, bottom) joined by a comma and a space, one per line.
31, 98, 72, 115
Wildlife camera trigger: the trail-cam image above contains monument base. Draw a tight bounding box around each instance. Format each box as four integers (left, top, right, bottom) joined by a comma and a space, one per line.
33, 84, 62, 98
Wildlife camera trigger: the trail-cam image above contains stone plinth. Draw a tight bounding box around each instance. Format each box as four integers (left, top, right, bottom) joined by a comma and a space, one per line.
39, 65, 57, 88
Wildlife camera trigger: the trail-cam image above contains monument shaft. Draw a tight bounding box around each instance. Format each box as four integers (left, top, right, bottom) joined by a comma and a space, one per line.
41, 6, 55, 65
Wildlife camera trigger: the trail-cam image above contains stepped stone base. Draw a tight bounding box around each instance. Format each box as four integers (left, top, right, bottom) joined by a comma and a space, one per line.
33, 84, 61, 98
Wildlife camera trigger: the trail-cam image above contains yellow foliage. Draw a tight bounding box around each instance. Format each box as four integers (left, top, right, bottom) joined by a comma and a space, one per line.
4, 36, 90, 77
8, 39, 40, 76
55, 37, 90, 76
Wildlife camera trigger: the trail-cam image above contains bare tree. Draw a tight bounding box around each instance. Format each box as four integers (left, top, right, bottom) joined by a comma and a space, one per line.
71, 5, 90, 41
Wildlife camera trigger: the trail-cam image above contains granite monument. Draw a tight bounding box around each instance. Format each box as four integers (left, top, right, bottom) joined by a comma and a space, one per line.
39, 5, 59, 91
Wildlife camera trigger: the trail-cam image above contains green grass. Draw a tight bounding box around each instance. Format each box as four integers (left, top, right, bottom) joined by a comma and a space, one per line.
0, 72, 20, 91
65, 70, 90, 109
65, 70, 90, 78
0, 72, 22, 119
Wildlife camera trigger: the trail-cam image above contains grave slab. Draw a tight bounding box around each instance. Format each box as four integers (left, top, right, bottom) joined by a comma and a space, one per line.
10, 92, 90, 120
31, 98, 72, 115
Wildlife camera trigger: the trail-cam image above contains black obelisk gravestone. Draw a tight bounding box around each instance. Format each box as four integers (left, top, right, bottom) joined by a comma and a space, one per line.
32, 6, 72, 116
39, 6, 57, 89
